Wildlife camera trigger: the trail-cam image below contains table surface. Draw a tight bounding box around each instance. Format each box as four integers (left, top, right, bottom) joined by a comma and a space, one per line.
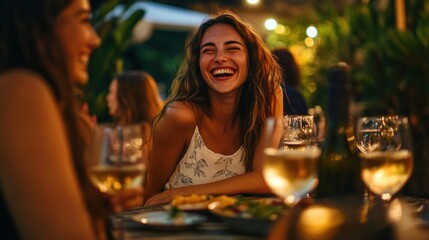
113, 196, 429, 240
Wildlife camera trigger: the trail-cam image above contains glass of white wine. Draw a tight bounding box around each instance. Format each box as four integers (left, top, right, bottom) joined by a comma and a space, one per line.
283, 115, 317, 150
88, 124, 146, 239
262, 116, 321, 206
355, 115, 413, 202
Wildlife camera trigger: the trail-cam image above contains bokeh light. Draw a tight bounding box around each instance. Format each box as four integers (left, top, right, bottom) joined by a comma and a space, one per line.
274, 24, 291, 35
306, 26, 318, 38
265, 18, 278, 30
246, 0, 260, 4
304, 37, 315, 47
275, 24, 286, 34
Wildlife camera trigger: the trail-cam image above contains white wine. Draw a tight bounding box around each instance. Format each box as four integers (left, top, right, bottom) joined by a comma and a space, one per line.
360, 150, 413, 197
90, 164, 145, 194
283, 141, 308, 150
263, 147, 320, 204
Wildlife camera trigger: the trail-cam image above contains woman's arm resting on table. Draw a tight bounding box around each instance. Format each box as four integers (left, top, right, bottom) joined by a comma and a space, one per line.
144, 170, 270, 205
0, 71, 97, 240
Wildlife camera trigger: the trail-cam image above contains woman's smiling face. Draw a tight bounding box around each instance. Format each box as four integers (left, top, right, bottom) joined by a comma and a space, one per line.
199, 23, 249, 95
55, 0, 100, 85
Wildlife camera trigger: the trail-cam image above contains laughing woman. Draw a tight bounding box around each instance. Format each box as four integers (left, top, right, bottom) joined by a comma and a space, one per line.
144, 10, 283, 205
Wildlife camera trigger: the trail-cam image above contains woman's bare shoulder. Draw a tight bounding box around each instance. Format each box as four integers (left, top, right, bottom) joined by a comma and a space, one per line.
0, 69, 53, 102
161, 101, 198, 128
0, 69, 59, 134
0, 69, 64, 168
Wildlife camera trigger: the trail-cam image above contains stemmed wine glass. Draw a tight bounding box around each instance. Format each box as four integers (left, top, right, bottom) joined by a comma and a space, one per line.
262, 115, 321, 206
282, 115, 318, 150
88, 124, 146, 239
355, 115, 413, 202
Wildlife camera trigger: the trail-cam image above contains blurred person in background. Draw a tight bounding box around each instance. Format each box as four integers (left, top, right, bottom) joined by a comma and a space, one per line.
106, 70, 164, 166
0, 0, 142, 239
272, 48, 308, 115
144, 10, 283, 205
106, 71, 163, 126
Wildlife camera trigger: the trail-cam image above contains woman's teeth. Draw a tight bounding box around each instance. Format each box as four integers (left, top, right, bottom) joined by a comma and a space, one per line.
213, 68, 234, 76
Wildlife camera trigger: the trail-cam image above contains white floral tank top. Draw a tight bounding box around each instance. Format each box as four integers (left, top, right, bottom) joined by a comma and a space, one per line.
165, 126, 245, 189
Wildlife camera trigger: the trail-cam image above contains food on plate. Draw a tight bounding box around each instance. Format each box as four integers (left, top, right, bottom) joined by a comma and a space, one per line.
168, 194, 236, 218
210, 197, 288, 221
170, 194, 236, 209
171, 194, 210, 206
211, 195, 237, 208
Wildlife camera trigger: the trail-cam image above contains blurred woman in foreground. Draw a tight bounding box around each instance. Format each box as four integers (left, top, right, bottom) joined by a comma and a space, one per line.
0, 0, 142, 239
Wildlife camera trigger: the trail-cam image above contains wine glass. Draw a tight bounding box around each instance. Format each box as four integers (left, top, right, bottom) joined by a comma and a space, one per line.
262, 115, 321, 206
88, 124, 146, 239
282, 115, 318, 150
355, 115, 413, 202
308, 105, 326, 146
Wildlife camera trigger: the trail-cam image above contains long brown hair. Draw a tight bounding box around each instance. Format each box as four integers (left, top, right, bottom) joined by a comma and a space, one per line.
114, 71, 163, 125
156, 9, 282, 171
0, 0, 104, 219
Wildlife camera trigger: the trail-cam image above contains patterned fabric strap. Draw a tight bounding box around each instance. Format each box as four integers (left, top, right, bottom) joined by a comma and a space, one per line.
165, 126, 245, 189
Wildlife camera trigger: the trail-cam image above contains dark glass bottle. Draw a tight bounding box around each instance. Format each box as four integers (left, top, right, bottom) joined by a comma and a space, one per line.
316, 63, 362, 199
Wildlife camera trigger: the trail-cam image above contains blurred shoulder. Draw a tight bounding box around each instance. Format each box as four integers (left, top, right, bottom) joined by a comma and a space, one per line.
0, 69, 58, 120
0, 69, 53, 100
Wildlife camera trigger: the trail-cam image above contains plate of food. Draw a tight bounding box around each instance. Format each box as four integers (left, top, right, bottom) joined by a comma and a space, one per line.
130, 211, 206, 231
164, 194, 236, 212
208, 197, 289, 236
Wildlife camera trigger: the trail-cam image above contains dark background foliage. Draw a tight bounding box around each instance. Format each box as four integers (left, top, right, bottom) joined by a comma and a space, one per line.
268, 0, 429, 197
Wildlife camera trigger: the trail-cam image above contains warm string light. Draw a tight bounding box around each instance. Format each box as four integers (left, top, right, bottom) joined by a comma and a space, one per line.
264, 18, 277, 30
306, 26, 318, 38
395, 0, 406, 31
246, 0, 260, 5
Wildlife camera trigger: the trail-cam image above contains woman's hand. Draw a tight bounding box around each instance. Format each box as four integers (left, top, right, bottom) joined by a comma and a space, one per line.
80, 102, 97, 129
144, 189, 179, 206
103, 188, 144, 213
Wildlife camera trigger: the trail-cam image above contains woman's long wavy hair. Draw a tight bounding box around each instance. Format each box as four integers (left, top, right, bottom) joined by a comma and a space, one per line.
114, 71, 163, 125
155, 10, 282, 171
0, 0, 104, 219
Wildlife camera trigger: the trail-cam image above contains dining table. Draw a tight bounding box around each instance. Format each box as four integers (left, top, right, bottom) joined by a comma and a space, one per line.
111, 195, 429, 240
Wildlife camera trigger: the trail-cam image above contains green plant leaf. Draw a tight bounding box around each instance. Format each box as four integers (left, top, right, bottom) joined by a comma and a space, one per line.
113, 9, 145, 51
86, 0, 146, 122
92, 0, 122, 26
